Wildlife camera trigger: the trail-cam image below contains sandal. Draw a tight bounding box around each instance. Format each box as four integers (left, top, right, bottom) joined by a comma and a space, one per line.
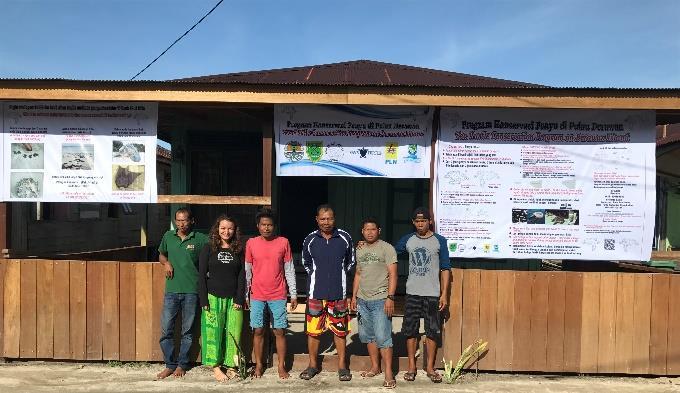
299, 367, 320, 380
403, 371, 416, 382
338, 368, 352, 381
360, 370, 381, 378
426, 372, 442, 383
383, 379, 397, 389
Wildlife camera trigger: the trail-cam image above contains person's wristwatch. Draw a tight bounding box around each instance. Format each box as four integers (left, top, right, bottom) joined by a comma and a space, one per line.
386, 295, 395, 301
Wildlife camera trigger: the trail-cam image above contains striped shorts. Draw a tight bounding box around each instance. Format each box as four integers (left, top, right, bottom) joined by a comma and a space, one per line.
400, 294, 442, 342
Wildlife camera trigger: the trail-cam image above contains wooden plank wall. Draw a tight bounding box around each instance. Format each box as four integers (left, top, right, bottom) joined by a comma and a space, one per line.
3, 260, 680, 376
442, 269, 680, 375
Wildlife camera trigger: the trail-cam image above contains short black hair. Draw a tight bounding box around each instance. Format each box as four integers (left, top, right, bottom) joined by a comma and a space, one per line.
361, 217, 381, 230
316, 203, 334, 215
175, 207, 193, 220
256, 208, 276, 225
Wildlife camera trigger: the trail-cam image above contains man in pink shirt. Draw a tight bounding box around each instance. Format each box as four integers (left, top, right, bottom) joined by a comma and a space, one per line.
245, 208, 298, 379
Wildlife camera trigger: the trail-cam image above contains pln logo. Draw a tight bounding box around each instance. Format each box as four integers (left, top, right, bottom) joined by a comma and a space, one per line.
384, 142, 398, 164
305, 141, 324, 163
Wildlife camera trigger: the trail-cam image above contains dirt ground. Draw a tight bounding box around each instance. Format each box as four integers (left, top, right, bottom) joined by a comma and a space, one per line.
0, 361, 678, 393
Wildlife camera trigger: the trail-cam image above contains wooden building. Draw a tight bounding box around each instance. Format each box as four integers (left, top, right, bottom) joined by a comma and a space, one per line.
1, 60, 679, 374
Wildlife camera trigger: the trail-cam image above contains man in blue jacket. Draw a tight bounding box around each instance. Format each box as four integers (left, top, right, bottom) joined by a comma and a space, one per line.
299, 204, 355, 382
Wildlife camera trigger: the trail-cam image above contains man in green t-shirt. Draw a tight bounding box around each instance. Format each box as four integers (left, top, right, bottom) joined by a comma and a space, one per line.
156, 208, 209, 379
350, 217, 398, 389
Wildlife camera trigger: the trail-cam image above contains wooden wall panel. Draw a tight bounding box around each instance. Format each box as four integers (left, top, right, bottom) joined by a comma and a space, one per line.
19, 260, 37, 358
631, 274, 652, 374
3, 260, 21, 358
495, 271, 515, 371
563, 273, 583, 372
579, 272, 600, 373
135, 263, 154, 361
86, 262, 103, 360
529, 272, 549, 371
69, 261, 87, 360
102, 262, 120, 360
52, 261, 70, 359
119, 263, 136, 361
0, 259, 5, 356
614, 274, 635, 374
443, 269, 463, 361
36, 260, 54, 358
649, 274, 670, 375
152, 263, 166, 361
512, 272, 533, 371
478, 269, 497, 370
597, 272, 617, 373
546, 273, 566, 372
461, 269, 480, 358
667, 275, 680, 375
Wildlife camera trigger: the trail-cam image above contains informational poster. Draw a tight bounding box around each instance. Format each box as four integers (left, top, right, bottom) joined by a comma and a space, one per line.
275, 105, 433, 177
436, 108, 656, 261
2, 101, 158, 203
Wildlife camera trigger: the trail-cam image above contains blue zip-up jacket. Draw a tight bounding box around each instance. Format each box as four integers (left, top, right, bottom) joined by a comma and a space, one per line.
302, 228, 355, 300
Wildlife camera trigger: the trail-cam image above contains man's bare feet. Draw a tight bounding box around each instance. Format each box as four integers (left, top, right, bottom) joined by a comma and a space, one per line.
252, 364, 264, 378
172, 366, 186, 378
278, 366, 290, 379
156, 368, 174, 380
213, 367, 228, 382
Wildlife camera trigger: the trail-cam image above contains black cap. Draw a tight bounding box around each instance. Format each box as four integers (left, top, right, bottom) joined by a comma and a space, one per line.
412, 206, 431, 220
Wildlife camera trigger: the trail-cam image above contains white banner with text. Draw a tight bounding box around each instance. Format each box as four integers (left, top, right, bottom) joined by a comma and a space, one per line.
2, 101, 158, 203
436, 108, 656, 261
275, 105, 433, 178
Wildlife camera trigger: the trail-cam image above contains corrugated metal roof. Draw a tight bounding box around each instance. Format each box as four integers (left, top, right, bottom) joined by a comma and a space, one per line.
176, 60, 544, 88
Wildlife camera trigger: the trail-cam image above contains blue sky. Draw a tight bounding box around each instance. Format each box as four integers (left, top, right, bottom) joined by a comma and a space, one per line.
1, 0, 679, 88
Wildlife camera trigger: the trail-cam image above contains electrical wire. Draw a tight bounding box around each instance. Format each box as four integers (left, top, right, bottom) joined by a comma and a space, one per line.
130, 0, 224, 80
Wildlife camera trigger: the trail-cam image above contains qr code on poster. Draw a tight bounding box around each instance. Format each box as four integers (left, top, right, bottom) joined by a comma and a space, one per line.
604, 239, 615, 251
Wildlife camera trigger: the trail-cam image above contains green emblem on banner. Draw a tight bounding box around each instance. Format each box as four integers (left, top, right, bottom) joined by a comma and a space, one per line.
306, 141, 324, 162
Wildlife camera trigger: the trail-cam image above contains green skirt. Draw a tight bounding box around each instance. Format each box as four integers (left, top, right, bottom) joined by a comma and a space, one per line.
201, 294, 243, 367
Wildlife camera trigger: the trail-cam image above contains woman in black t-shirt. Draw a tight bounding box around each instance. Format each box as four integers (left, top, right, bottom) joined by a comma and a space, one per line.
198, 215, 245, 382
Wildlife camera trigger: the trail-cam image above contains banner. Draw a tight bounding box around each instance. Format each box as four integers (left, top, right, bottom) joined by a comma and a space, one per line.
436, 108, 656, 261
275, 105, 433, 177
2, 101, 158, 203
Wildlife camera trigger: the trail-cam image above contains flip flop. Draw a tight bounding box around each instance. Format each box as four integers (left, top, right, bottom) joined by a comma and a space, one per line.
360, 370, 381, 378
299, 367, 320, 380
426, 372, 442, 383
403, 371, 416, 382
383, 379, 397, 389
338, 368, 352, 381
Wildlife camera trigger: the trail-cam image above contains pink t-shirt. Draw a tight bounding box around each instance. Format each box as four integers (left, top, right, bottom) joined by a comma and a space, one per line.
245, 236, 292, 301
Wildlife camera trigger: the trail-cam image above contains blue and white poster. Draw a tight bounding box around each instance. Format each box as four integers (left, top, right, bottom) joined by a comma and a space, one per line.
274, 105, 433, 178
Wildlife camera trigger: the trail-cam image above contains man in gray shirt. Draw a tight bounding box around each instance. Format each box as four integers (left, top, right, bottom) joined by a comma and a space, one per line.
395, 207, 451, 383
350, 217, 398, 389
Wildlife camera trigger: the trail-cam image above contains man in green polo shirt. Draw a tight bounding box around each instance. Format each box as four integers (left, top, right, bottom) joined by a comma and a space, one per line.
156, 208, 209, 379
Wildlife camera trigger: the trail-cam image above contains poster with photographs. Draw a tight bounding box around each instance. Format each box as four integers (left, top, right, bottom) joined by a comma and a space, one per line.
435, 107, 656, 261
2, 101, 158, 202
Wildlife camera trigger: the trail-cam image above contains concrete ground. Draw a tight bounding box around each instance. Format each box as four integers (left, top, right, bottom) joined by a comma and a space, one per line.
0, 361, 678, 393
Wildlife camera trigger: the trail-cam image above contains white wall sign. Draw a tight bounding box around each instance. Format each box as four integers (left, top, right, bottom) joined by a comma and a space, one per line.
275, 105, 433, 178
2, 101, 158, 203
436, 108, 656, 261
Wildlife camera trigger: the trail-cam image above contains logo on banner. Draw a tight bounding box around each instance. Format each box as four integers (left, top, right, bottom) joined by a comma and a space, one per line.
384, 142, 398, 164
284, 141, 304, 162
325, 142, 344, 162
351, 147, 381, 158
306, 141, 324, 162
493, 244, 500, 252
404, 144, 420, 163
448, 243, 458, 252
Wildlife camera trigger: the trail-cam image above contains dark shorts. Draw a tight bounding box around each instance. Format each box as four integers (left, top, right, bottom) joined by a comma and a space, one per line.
400, 294, 442, 342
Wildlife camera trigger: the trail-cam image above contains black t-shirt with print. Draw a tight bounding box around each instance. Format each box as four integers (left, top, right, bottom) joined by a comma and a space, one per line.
198, 244, 245, 307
